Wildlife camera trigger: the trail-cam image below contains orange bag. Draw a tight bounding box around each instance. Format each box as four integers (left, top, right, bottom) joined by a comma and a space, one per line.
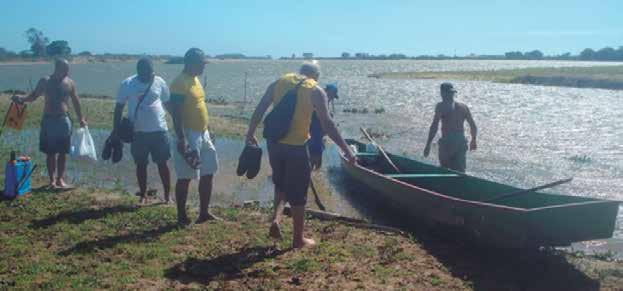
4, 102, 28, 130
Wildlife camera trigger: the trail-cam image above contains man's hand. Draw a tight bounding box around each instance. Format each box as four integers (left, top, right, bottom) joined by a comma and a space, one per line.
423, 144, 431, 157
245, 134, 258, 146
79, 118, 87, 128
344, 149, 357, 165
177, 139, 188, 155
310, 154, 322, 170
470, 139, 477, 151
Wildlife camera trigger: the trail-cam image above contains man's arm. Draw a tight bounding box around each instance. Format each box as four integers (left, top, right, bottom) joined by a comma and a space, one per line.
424, 104, 441, 157
168, 93, 187, 153
111, 103, 124, 136
245, 82, 276, 145
310, 87, 356, 164
70, 81, 87, 127
13, 78, 45, 103
465, 106, 477, 150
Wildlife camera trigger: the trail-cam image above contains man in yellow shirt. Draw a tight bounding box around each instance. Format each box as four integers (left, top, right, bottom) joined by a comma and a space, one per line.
245, 62, 356, 249
169, 48, 220, 225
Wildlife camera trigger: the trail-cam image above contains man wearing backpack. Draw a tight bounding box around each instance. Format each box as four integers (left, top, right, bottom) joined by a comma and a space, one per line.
111, 58, 172, 204
245, 62, 356, 249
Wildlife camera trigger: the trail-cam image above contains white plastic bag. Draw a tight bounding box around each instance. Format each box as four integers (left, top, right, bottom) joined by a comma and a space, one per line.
71, 126, 98, 161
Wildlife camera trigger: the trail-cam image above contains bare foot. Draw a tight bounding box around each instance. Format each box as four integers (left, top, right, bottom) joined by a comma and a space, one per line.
138, 196, 148, 204
269, 222, 283, 240
55, 179, 73, 189
195, 212, 222, 224
46, 182, 57, 190
293, 237, 316, 249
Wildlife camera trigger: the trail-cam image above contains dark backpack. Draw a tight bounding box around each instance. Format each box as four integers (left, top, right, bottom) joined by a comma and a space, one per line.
262, 79, 306, 142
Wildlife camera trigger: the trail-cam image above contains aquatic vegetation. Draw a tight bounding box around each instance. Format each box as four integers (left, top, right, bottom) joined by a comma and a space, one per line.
370, 65, 623, 91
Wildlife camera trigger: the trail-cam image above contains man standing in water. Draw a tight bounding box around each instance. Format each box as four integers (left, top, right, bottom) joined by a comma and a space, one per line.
169, 48, 220, 225
245, 62, 356, 249
112, 58, 172, 204
424, 82, 477, 173
12, 58, 87, 189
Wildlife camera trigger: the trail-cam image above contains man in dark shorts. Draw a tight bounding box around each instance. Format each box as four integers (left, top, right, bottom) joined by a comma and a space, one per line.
424, 82, 477, 173
245, 62, 356, 249
112, 58, 172, 204
12, 58, 87, 189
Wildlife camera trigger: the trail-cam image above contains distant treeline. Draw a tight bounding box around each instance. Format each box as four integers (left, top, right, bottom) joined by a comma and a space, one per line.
2, 27, 622, 63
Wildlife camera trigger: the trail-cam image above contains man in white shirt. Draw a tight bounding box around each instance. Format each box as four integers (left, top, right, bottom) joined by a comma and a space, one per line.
112, 58, 172, 203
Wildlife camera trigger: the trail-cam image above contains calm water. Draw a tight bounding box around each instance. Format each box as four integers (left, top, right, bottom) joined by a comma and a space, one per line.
1, 60, 622, 240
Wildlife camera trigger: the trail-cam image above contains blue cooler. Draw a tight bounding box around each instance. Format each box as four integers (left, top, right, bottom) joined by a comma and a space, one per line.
4, 158, 33, 198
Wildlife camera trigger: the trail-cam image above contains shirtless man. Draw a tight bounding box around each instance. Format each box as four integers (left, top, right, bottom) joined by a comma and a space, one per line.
12, 58, 87, 189
423, 82, 477, 173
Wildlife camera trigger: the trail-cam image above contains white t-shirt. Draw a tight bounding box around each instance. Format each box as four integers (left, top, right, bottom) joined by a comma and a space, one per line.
116, 75, 170, 133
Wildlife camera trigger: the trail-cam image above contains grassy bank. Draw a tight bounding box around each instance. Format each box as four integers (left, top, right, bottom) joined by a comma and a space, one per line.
0, 94, 249, 137
369, 65, 623, 90
1, 188, 622, 289
0, 188, 466, 289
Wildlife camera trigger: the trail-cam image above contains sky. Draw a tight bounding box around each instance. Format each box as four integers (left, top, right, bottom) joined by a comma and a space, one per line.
1, 0, 621, 57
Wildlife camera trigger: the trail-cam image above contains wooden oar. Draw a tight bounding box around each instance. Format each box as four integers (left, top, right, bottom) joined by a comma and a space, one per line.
360, 127, 401, 174
483, 178, 573, 203
309, 180, 326, 211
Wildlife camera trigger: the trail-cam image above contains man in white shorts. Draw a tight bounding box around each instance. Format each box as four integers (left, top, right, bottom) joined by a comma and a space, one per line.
169, 48, 220, 225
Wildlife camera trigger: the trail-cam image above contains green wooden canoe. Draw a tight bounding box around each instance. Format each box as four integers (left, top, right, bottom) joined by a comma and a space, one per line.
341, 139, 621, 248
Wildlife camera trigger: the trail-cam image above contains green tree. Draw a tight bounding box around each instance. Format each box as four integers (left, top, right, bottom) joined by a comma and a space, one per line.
524, 50, 544, 60
78, 51, 92, 56
579, 48, 595, 60
341, 52, 350, 58
505, 51, 524, 60
25, 28, 49, 57
46, 40, 72, 56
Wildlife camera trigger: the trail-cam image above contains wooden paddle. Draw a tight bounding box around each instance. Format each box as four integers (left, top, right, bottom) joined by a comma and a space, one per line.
483, 178, 573, 203
309, 180, 327, 211
360, 127, 401, 174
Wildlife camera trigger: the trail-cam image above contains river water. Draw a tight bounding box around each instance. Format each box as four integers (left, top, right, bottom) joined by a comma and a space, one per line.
1, 60, 622, 248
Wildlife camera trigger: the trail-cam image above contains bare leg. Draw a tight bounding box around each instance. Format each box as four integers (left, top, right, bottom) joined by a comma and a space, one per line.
55, 154, 69, 188
46, 154, 56, 188
292, 205, 315, 249
269, 188, 286, 240
196, 174, 220, 223
175, 179, 191, 225
136, 163, 148, 203
156, 162, 171, 203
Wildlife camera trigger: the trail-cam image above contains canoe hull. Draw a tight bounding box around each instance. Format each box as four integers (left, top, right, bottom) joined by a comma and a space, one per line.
340, 141, 620, 248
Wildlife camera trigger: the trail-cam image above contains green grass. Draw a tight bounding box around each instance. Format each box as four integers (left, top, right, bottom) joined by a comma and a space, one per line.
369, 65, 623, 90
0, 189, 474, 289
0, 95, 250, 137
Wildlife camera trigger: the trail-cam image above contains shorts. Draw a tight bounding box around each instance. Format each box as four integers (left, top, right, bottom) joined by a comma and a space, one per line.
267, 141, 311, 207
438, 133, 468, 173
131, 131, 171, 165
39, 114, 72, 155
173, 129, 219, 180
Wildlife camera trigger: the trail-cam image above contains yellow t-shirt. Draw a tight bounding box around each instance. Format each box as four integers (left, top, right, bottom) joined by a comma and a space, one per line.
271, 73, 317, 145
170, 72, 209, 132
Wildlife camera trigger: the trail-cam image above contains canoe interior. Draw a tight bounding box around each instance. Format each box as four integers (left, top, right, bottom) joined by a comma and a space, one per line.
347, 140, 598, 210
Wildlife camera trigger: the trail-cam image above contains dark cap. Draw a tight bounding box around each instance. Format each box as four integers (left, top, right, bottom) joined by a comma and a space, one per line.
325, 83, 339, 99
440, 82, 457, 93
184, 48, 208, 65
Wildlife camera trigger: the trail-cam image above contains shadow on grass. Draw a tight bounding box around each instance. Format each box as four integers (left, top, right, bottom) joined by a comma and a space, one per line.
58, 223, 179, 256
30, 205, 140, 229
165, 246, 288, 284
340, 178, 601, 291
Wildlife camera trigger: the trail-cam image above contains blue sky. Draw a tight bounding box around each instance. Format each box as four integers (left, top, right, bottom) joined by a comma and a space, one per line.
1, 0, 621, 57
